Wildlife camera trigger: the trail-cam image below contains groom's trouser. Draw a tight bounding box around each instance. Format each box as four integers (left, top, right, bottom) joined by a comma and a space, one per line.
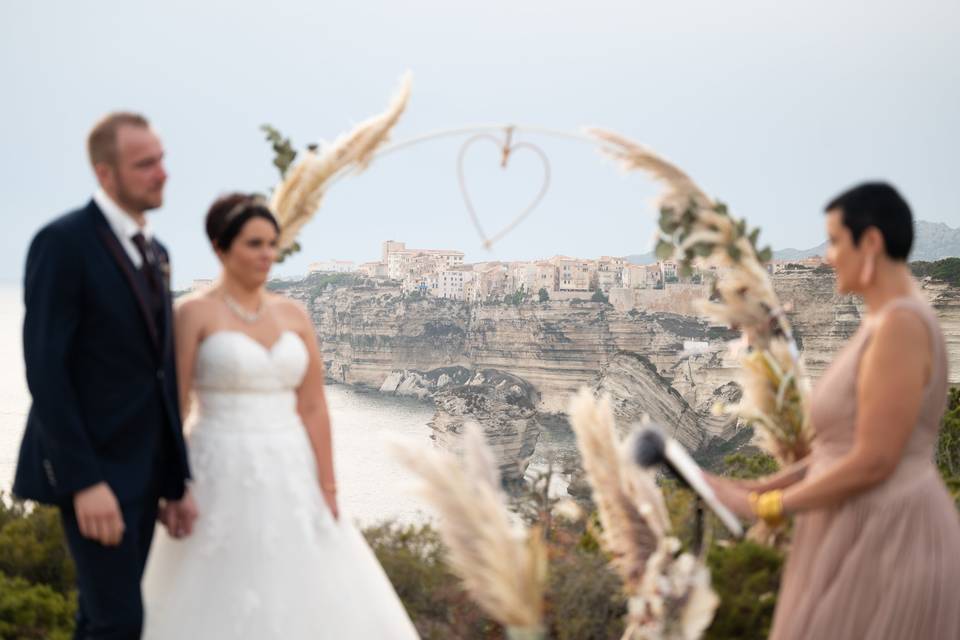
60, 495, 159, 640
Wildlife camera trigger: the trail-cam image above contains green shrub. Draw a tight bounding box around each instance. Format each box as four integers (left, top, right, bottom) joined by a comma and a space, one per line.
722, 452, 780, 480
705, 541, 783, 640
545, 550, 624, 640
0, 498, 74, 595
0, 572, 75, 640
910, 258, 960, 286
364, 522, 495, 639
938, 387, 960, 506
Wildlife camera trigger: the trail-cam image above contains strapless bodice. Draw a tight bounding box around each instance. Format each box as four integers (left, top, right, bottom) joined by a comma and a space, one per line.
191, 330, 308, 432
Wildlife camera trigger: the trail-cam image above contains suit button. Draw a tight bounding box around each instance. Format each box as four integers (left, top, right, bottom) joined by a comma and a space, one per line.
157, 370, 165, 381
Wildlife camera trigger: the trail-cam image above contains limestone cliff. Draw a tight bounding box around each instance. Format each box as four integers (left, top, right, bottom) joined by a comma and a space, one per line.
427, 370, 541, 485
282, 270, 960, 461
296, 281, 738, 412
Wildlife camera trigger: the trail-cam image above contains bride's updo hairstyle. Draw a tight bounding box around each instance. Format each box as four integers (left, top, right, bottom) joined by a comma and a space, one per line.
205, 193, 281, 251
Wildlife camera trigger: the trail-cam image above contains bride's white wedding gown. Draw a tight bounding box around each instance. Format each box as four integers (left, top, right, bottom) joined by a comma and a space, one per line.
142, 330, 419, 639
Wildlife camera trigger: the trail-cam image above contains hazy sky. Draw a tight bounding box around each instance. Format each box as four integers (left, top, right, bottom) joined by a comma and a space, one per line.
2, 1, 958, 288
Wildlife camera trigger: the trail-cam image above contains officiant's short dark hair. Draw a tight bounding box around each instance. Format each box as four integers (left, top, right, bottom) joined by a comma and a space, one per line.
824, 182, 913, 261
87, 112, 150, 167
206, 193, 280, 251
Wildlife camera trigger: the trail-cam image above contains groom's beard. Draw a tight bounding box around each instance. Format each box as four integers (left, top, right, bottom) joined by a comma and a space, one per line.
115, 174, 165, 213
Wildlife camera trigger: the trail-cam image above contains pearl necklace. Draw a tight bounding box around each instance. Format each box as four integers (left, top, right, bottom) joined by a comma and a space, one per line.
223, 293, 264, 324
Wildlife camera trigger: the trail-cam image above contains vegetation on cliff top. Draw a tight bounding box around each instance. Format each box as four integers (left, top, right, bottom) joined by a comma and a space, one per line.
911, 257, 960, 287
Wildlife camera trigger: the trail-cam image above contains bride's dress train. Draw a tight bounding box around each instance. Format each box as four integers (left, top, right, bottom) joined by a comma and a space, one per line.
142, 330, 419, 639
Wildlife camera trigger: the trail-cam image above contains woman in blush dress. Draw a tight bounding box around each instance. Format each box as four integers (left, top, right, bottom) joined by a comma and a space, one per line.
142, 193, 419, 639
708, 182, 960, 640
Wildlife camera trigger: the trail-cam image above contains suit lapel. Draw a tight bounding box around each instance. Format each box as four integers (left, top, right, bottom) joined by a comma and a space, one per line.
90, 205, 161, 351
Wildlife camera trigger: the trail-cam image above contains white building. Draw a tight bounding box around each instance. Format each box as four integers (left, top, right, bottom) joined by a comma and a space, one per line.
191, 279, 214, 291
511, 261, 557, 294
429, 265, 474, 300
551, 256, 592, 291
307, 260, 356, 274
383, 240, 465, 282
596, 256, 626, 292
660, 260, 678, 282
623, 263, 663, 289
357, 261, 388, 278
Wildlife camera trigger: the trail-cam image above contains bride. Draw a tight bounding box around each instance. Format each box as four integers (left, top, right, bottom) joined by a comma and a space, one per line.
142, 193, 419, 638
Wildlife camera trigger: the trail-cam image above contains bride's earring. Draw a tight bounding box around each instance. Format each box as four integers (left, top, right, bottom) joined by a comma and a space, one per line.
859, 253, 875, 287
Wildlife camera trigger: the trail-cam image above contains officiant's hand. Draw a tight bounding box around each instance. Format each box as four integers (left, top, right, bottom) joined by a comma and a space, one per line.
706, 474, 754, 520
74, 482, 125, 546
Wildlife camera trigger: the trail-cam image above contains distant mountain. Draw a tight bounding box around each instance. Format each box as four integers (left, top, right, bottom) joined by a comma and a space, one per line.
772, 243, 827, 261
628, 220, 959, 264
625, 251, 655, 265
774, 220, 960, 262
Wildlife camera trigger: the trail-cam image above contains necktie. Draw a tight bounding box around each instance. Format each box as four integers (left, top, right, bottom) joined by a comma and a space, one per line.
131, 234, 160, 288
131, 232, 165, 327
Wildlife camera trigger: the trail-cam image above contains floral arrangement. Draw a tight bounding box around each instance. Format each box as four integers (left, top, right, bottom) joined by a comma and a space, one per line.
264, 72, 412, 261
393, 423, 547, 639
568, 389, 718, 640
588, 128, 812, 466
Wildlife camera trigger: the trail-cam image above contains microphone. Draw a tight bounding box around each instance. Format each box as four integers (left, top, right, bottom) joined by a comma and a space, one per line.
629, 424, 744, 538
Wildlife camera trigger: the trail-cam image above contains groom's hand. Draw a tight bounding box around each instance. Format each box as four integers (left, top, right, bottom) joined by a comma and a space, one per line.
74, 482, 125, 546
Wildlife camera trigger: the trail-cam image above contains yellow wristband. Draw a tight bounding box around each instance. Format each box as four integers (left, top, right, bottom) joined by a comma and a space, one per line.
755, 490, 784, 526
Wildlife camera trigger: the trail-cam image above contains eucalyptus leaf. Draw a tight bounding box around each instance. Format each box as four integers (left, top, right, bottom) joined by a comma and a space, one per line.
659, 210, 680, 234
693, 242, 714, 257
655, 238, 675, 260
261, 124, 297, 178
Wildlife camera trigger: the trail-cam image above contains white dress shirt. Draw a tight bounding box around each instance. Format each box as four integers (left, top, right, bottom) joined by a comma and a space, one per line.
93, 188, 154, 269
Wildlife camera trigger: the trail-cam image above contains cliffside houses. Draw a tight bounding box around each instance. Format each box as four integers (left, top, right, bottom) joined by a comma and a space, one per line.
307, 260, 356, 274
768, 256, 825, 273
312, 240, 721, 309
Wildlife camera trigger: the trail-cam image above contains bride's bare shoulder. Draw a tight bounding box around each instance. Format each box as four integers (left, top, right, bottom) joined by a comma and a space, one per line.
175, 289, 220, 322
266, 292, 312, 327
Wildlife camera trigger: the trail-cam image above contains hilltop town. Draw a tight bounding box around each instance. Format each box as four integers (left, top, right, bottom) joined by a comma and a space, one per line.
262, 240, 826, 314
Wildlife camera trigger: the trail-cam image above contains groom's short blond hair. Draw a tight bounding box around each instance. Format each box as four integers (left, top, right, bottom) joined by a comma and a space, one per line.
87, 112, 150, 167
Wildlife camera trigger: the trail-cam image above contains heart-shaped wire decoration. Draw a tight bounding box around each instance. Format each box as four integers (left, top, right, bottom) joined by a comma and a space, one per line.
457, 127, 552, 250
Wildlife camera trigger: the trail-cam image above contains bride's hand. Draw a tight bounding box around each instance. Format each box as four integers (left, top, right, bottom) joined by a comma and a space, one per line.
322, 485, 339, 521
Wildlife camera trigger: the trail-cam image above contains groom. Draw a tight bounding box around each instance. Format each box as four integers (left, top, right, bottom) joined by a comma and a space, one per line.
14, 112, 195, 639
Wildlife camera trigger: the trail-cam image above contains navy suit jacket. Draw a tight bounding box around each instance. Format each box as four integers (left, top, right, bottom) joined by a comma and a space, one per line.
14, 200, 190, 505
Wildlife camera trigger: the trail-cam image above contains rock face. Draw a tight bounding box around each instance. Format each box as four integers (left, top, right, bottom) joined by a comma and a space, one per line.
298, 272, 960, 405
280, 270, 960, 465
926, 279, 960, 377
591, 352, 705, 451
299, 283, 738, 412
427, 370, 541, 486
373, 364, 543, 483
378, 366, 474, 399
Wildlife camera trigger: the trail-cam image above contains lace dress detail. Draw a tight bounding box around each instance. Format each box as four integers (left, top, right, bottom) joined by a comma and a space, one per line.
142, 331, 419, 639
